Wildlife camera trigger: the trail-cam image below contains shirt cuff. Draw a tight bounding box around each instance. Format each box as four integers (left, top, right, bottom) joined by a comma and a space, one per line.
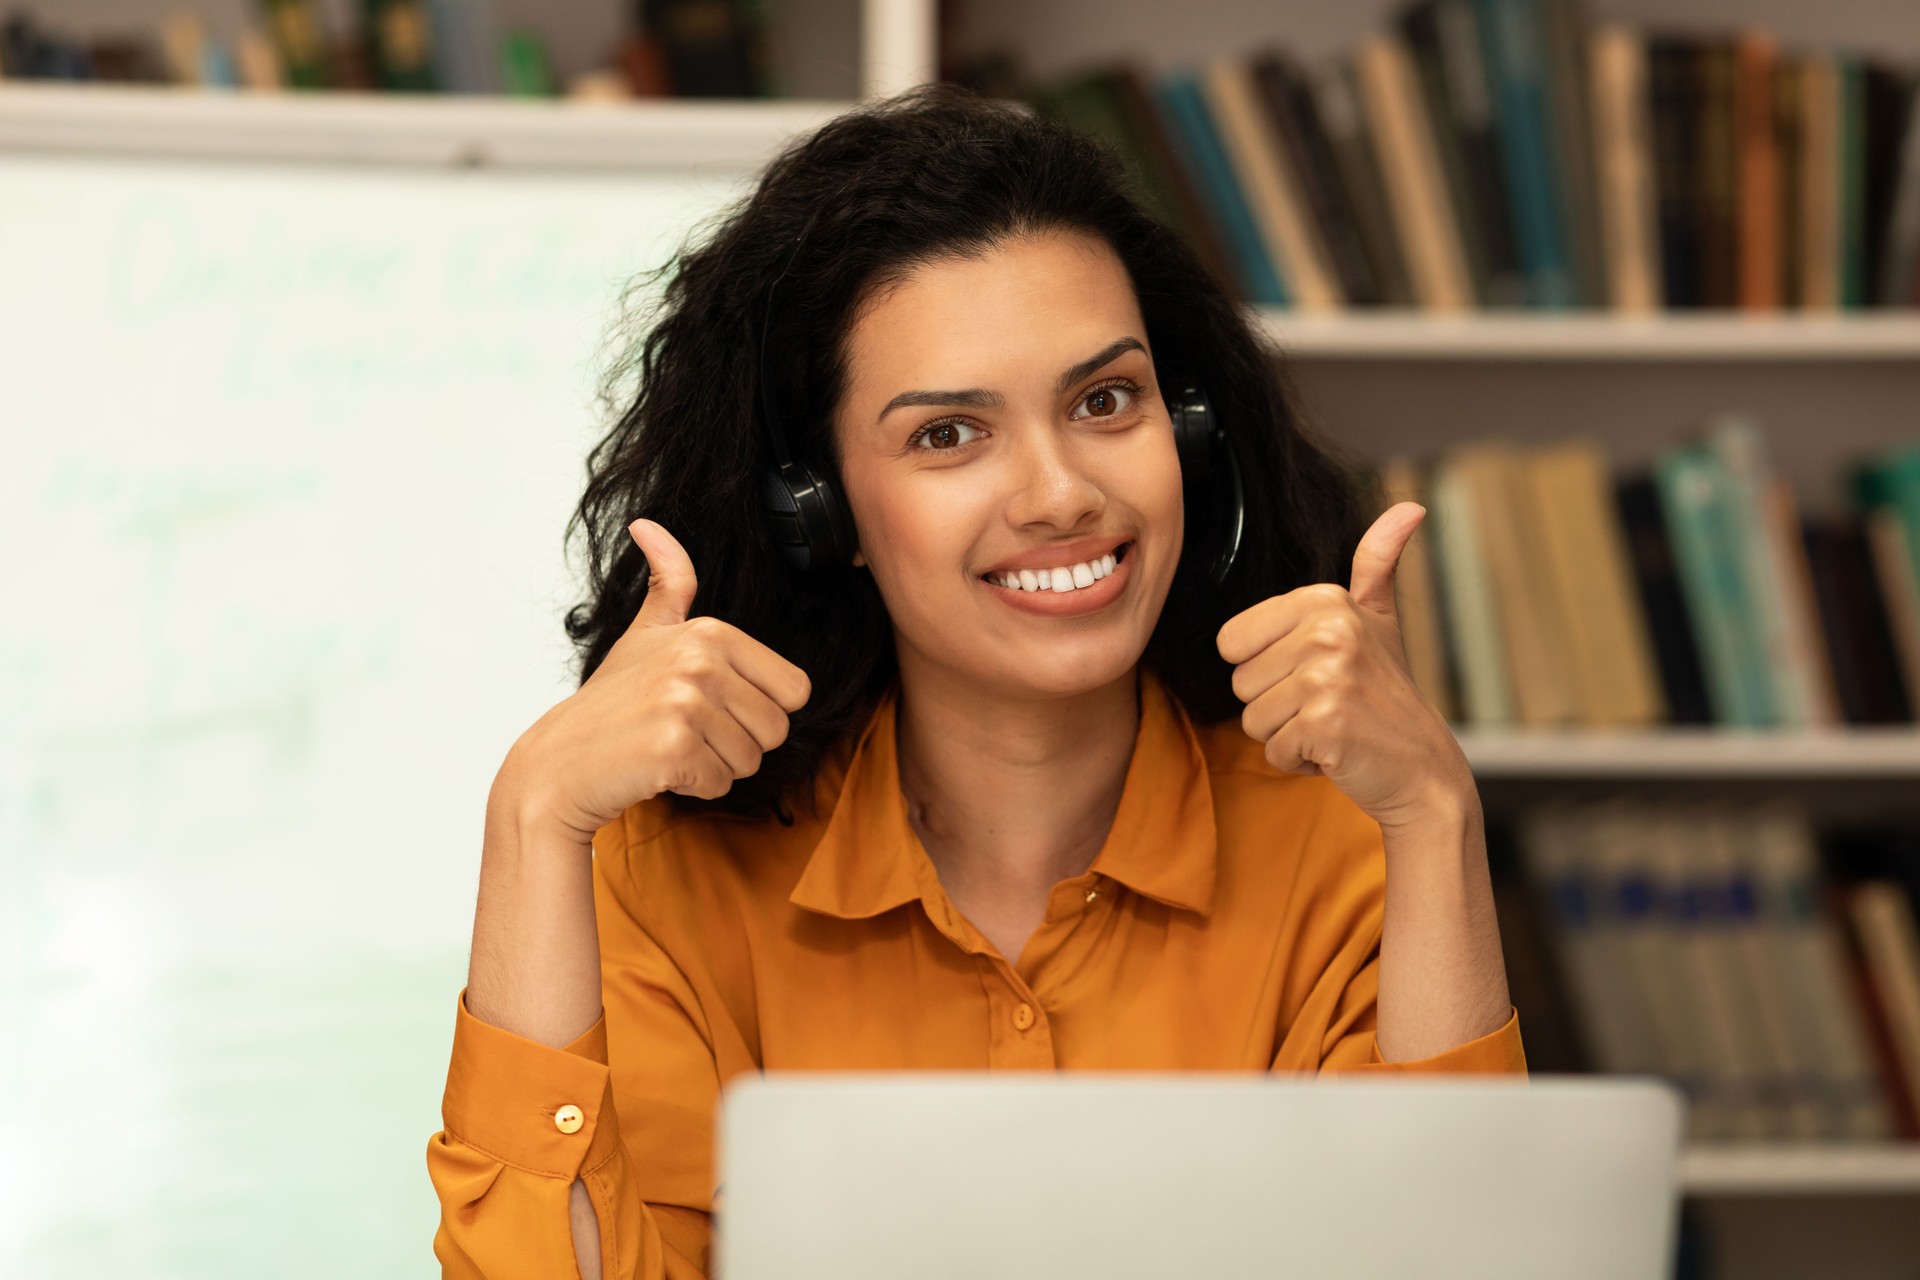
1338, 1004, 1528, 1075
439, 986, 623, 1179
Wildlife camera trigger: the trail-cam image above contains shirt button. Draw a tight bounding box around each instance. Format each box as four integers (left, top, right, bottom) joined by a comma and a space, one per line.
1012, 1002, 1035, 1031
554, 1104, 584, 1134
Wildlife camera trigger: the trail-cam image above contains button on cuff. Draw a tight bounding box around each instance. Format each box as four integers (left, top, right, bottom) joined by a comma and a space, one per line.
555, 1103, 585, 1134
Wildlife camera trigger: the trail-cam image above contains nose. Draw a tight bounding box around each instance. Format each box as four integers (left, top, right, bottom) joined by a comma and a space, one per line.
1004, 421, 1105, 532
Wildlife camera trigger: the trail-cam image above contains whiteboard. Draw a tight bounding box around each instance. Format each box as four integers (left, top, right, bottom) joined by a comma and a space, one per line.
0, 152, 752, 1275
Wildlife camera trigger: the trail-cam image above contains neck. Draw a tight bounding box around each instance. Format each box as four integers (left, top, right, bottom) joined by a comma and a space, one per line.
892, 650, 1142, 895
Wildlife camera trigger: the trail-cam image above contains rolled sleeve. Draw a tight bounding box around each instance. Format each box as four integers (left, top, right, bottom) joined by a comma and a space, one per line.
437, 987, 627, 1180
1328, 1002, 1529, 1075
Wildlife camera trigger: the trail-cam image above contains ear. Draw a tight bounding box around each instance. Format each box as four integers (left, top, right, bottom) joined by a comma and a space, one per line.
851, 547, 867, 568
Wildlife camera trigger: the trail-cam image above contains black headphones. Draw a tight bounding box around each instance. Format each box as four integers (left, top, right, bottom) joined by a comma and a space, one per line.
755, 222, 1245, 589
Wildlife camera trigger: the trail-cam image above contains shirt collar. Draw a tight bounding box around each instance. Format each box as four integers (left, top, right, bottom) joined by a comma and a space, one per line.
788, 668, 1218, 921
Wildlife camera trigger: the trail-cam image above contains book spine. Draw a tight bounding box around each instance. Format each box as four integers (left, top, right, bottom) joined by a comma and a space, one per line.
1475, 0, 1577, 307
1735, 32, 1782, 310
1654, 445, 1776, 726
1589, 25, 1662, 312
1877, 77, 1920, 306
1353, 34, 1477, 311
1154, 73, 1291, 306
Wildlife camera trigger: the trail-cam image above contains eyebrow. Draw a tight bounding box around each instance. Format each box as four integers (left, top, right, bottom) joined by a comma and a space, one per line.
874, 336, 1148, 426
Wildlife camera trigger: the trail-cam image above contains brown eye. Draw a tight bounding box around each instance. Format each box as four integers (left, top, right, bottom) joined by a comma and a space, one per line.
910, 420, 984, 451
1077, 381, 1138, 419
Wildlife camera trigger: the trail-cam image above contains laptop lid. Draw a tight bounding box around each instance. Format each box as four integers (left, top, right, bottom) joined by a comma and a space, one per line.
715, 1073, 1684, 1279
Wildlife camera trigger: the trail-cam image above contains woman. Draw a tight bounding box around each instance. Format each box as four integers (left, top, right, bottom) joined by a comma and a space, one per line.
427, 83, 1522, 1278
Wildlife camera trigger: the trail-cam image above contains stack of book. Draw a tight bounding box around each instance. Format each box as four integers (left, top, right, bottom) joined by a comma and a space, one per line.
1030, 0, 1920, 312
0, 0, 774, 98
1380, 429, 1920, 729
1496, 800, 1920, 1144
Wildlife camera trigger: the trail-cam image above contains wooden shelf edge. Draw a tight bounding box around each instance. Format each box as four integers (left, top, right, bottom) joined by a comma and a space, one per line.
1255, 308, 1920, 359
0, 82, 854, 171
1455, 728, 1920, 778
1680, 1143, 1920, 1195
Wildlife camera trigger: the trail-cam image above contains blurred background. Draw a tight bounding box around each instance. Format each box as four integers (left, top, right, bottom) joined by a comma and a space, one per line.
1, 1, 1917, 1276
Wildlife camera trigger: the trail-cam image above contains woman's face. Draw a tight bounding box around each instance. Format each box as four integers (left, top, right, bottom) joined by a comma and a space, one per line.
834, 229, 1185, 700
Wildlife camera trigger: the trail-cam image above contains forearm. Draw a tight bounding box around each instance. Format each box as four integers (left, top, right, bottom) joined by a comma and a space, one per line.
466, 749, 605, 1046
1373, 787, 1513, 1063
466, 751, 607, 1278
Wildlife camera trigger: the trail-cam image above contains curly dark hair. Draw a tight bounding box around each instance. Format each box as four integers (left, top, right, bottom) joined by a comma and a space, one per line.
563, 82, 1370, 824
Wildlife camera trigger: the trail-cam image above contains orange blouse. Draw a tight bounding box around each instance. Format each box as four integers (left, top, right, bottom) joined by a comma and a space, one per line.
426, 670, 1525, 1277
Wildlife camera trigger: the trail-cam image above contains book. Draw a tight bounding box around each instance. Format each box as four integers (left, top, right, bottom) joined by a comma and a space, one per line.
1616, 474, 1713, 725
1803, 518, 1915, 724
426, 0, 501, 94
1880, 74, 1920, 306
1429, 455, 1515, 725
1799, 51, 1844, 310
1696, 40, 1740, 308
1525, 440, 1665, 726
1476, 0, 1578, 307
1585, 804, 1724, 1138
1646, 37, 1703, 307
1588, 25, 1662, 312
1537, 0, 1606, 307
1839, 58, 1870, 308
1654, 442, 1776, 725
1746, 811, 1897, 1139
1453, 444, 1575, 725
1352, 33, 1476, 311
1155, 73, 1291, 305
641, 0, 763, 96
1202, 59, 1343, 311
1399, 0, 1527, 307
1250, 51, 1388, 306
1843, 881, 1920, 1139
1865, 508, 1920, 704
1488, 826, 1592, 1073
1705, 417, 1836, 726
1515, 804, 1666, 1076
1734, 31, 1783, 310
365, 0, 437, 91
1379, 458, 1457, 720
1311, 58, 1417, 307
1859, 63, 1908, 305
259, 0, 330, 89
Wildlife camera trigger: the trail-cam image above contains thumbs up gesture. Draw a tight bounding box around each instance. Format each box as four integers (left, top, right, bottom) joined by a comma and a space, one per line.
1214, 502, 1470, 830
504, 519, 812, 842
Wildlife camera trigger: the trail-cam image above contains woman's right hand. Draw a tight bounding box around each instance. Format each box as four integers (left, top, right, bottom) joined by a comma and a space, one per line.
500, 518, 812, 842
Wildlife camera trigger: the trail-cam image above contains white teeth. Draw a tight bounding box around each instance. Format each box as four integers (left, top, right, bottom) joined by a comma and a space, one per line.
989, 547, 1127, 594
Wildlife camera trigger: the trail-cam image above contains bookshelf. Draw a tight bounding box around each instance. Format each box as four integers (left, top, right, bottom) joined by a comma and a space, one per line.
1458, 727, 1920, 777
0, 81, 851, 170
1261, 309, 1920, 359
1680, 1143, 1920, 1195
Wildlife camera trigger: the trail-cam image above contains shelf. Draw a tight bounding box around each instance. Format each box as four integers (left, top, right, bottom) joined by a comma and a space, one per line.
1455, 728, 1920, 779
0, 82, 853, 171
1257, 309, 1920, 360
1680, 1144, 1920, 1196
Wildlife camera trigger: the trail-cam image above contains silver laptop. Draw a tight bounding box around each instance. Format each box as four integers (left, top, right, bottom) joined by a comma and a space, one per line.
715, 1073, 1685, 1279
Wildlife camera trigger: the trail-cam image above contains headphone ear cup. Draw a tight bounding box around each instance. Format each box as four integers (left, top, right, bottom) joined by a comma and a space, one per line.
761, 462, 858, 572
1166, 383, 1243, 589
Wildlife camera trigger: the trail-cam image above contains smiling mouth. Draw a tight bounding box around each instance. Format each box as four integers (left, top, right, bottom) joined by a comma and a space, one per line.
980, 541, 1132, 594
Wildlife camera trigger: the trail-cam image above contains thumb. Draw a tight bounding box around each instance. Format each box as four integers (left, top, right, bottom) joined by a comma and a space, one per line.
630, 518, 698, 626
1348, 501, 1425, 618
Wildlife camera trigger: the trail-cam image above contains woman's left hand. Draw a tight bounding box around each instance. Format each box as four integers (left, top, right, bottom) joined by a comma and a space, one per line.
1215, 502, 1473, 830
